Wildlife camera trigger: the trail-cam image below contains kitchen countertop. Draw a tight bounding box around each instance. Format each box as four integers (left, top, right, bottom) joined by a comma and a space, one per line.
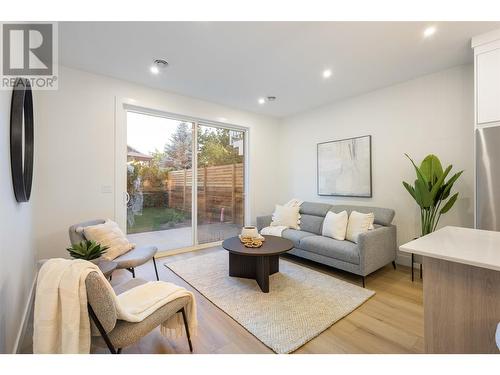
399, 226, 500, 271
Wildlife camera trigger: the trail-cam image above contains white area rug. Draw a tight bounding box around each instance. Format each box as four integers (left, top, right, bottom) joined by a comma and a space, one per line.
165, 250, 374, 353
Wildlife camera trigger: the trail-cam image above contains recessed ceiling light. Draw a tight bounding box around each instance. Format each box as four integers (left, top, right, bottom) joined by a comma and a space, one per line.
423, 26, 437, 38
150, 58, 168, 74
322, 69, 332, 79
258, 98, 265, 104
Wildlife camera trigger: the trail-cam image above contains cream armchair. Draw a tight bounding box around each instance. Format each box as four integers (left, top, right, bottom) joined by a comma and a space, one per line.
86, 272, 193, 353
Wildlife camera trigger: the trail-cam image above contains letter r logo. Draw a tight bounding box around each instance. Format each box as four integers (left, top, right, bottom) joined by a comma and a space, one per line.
2, 23, 53, 76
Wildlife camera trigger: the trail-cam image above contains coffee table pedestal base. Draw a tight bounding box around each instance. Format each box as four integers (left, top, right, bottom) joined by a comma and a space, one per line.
229, 253, 279, 293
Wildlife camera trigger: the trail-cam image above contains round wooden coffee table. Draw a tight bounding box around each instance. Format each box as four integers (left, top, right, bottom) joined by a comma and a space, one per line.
222, 235, 293, 293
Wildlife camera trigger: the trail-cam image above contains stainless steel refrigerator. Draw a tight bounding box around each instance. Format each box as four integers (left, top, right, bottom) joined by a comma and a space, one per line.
476, 126, 500, 230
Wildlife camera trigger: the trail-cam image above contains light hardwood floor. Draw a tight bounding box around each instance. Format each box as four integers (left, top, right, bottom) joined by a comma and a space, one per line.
22, 247, 424, 354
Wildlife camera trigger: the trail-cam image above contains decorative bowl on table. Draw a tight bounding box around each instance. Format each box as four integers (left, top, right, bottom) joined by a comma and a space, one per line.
241, 226, 259, 238
239, 237, 264, 248
239, 226, 265, 247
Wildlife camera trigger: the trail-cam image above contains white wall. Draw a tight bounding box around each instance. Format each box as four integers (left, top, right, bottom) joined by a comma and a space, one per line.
35, 66, 281, 259
278, 65, 474, 264
0, 90, 36, 353
34, 64, 475, 264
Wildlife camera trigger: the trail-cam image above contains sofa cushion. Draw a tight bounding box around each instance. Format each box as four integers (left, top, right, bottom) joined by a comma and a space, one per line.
113, 245, 157, 269
300, 202, 332, 217
298, 235, 360, 265
299, 214, 324, 235
281, 229, 316, 247
330, 205, 395, 226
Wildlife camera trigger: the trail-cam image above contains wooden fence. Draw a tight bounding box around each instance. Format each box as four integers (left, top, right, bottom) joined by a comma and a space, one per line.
167, 163, 244, 225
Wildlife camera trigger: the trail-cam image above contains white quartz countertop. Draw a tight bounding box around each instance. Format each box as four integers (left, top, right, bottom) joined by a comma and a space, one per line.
399, 226, 500, 271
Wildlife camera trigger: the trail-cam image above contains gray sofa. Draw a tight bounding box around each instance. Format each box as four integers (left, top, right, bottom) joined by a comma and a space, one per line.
256, 202, 397, 287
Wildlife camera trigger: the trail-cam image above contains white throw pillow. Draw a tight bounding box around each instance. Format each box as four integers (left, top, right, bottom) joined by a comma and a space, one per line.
346, 211, 375, 243
84, 219, 135, 260
271, 204, 301, 229
322, 211, 348, 240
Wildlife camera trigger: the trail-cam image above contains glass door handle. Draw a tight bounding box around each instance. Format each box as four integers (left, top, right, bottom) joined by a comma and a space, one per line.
125, 192, 130, 204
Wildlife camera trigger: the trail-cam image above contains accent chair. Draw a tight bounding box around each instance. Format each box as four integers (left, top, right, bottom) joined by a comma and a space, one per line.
69, 219, 160, 281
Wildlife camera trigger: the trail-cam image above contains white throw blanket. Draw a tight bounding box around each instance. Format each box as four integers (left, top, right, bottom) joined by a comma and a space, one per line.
116, 281, 197, 339
260, 225, 288, 237
34, 258, 197, 354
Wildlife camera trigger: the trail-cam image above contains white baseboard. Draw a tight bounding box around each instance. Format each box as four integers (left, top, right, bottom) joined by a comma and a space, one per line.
158, 243, 416, 268
13, 274, 37, 354
156, 240, 223, 258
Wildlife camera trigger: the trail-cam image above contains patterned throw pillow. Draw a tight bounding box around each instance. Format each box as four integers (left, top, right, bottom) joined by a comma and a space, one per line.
83, 219, 135, 260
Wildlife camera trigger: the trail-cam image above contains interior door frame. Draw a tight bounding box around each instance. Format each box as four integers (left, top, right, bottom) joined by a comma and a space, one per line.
114, 97, 250, 253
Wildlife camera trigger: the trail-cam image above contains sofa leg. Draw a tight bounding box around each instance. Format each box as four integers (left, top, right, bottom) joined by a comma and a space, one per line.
392, 261, 396, 270
361, 276, 366, 288
152, 257, 160, 281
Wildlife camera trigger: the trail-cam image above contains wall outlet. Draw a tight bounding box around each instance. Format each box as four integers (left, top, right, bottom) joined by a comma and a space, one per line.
101, 185, 113, 194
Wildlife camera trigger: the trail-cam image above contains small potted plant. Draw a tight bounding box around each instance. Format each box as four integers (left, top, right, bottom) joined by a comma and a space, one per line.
66, 240, 109, 264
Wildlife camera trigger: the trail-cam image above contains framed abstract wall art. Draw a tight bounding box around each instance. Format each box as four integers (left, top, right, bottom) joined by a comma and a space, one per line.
317, 135, 372, 197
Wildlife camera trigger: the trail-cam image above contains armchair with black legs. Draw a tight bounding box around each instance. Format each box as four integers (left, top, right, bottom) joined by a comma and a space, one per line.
86, 271, 193, 353
69, 219, 160, 281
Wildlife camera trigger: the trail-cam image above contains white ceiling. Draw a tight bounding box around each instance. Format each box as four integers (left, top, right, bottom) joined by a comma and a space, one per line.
59, 21, 500, 118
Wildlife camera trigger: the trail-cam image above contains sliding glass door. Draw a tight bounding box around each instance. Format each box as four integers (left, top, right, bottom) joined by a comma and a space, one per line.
124, 110, 246, 253
196, 123, 245, 244
126, 112, 194, 251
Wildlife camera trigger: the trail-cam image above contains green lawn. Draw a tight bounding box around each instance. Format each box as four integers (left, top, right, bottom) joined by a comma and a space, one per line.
127, 207, 189, 234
